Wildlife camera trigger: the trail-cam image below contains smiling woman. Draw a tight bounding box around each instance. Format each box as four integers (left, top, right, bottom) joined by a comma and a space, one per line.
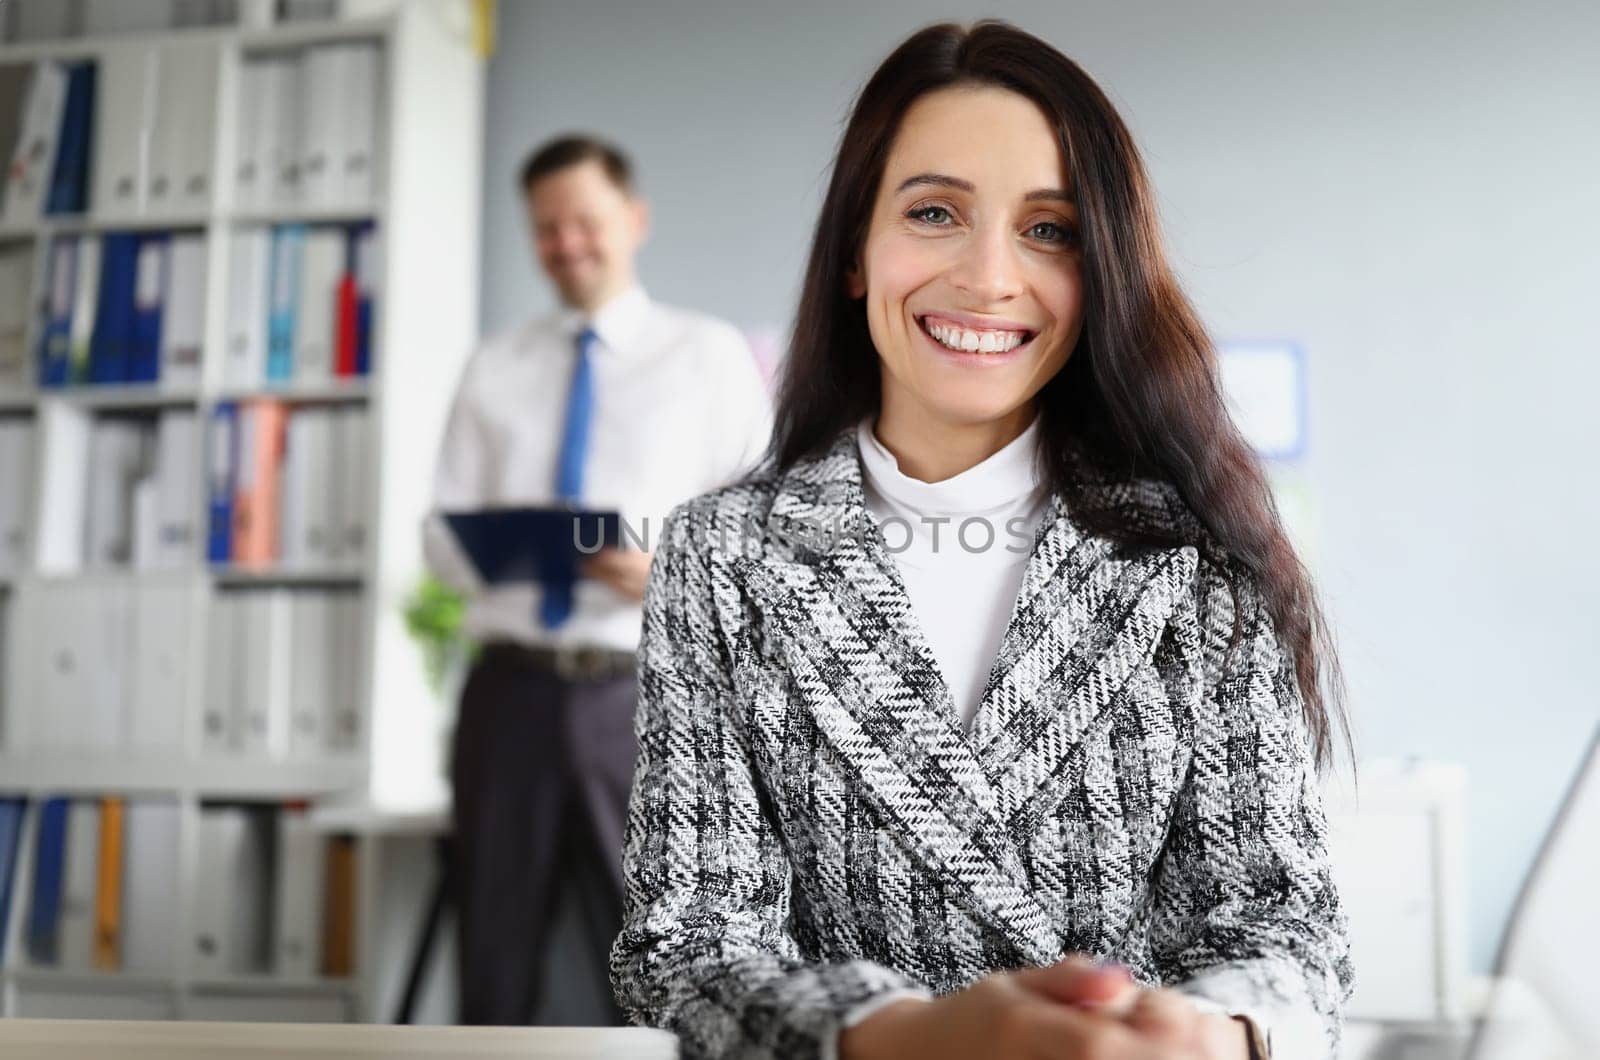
611, 18, 1353, 1060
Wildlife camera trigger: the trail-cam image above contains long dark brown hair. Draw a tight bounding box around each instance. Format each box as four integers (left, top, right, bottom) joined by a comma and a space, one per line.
766, 19, 1349, 770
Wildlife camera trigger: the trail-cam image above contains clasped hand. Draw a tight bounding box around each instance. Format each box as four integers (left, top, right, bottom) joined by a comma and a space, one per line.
839, 956, 1251, 1060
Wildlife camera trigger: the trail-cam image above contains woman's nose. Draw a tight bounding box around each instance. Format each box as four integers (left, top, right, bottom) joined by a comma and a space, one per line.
948, 224, 1025, 304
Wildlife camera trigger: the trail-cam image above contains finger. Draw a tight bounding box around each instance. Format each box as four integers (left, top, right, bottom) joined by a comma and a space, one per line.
1008, 999, 1152, 1060
1014, 957, 1135, 1009
1124, 988, 1199, 1043
1085, 975, 1141, 1020
1011, 960, 1126, 999
1011, 956, 1089, 1002
1198, 1012, 1253, 1058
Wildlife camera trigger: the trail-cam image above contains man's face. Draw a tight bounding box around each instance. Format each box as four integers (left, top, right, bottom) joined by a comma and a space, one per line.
525, 159, 648, 312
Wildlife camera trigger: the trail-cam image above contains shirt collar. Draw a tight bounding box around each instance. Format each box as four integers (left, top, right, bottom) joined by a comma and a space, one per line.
856, 412, 1044, 516
554, 282, 652, 358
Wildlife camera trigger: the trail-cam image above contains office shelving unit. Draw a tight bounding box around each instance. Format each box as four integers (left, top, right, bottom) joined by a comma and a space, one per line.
0, 2, 481, 1023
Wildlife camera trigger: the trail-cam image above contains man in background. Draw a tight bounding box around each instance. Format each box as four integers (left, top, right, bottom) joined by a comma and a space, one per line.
422, 134, 772, 1025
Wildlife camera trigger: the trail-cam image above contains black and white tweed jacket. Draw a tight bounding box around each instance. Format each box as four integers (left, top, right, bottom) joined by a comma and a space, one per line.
611, 425, 1353, 1059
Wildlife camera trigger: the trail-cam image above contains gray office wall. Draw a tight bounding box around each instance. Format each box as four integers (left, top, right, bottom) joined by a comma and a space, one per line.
480, 0, 1600, 971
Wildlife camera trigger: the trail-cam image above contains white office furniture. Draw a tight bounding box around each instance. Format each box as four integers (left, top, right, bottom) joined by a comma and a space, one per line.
0, 1018, 678, 1060
0, 0, 482, 1023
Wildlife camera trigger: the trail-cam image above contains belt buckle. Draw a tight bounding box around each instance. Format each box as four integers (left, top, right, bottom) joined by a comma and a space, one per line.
553, 645, 629, 682
557, 645, 597, 682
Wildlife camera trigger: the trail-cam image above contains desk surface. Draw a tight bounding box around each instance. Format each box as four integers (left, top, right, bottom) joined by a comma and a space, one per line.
0, 1020, 677, 1059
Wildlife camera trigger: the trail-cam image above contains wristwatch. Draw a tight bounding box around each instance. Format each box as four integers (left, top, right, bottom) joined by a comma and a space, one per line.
1233, 1014, 1271, 1060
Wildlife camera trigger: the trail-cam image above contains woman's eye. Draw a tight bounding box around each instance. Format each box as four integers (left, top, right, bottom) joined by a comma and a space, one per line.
1029, 220, 1075, 244
908, 205, 953, 225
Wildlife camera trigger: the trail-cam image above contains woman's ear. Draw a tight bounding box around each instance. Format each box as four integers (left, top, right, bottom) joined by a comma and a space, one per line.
844, 259, 866, 299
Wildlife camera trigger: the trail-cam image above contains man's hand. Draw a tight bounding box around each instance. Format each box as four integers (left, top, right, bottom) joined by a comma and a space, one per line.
580, 547, 654, 603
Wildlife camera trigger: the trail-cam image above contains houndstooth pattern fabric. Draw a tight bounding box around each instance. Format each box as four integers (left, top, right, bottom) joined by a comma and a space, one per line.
611, 425, 1354, 1059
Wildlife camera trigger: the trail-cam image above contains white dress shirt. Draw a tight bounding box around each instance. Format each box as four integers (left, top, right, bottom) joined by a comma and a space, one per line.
422, 282, 773, 652
835, 415, 1284, 1058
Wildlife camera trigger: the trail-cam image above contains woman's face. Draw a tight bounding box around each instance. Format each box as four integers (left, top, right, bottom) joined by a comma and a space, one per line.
849, 85, 1085, 433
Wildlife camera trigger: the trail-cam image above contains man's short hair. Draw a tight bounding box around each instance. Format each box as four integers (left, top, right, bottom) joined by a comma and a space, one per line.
518, 134, 635, 195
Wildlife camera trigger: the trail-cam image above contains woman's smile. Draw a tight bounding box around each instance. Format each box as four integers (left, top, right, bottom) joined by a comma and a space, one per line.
915, 312, 1038, 365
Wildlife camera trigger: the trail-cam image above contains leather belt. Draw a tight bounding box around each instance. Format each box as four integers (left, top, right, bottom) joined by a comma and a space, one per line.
482, 639, 637, 683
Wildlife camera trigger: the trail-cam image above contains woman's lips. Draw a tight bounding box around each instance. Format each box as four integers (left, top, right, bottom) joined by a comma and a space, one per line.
915, 314, 1036, 362
919, 310, 1035, 334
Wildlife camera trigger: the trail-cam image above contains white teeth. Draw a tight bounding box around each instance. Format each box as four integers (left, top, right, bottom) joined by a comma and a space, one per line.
923, 319, 1027, 354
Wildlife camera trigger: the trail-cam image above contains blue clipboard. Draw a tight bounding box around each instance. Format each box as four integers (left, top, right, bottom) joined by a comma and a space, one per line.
442, 506, 622, 585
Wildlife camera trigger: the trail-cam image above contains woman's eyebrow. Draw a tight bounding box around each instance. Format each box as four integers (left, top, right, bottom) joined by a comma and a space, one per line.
895, 172, 974, 195
893, 172, 1076, 204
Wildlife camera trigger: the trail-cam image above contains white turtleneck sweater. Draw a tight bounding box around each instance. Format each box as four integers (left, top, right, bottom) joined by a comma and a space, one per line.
855, 415, 1050, 729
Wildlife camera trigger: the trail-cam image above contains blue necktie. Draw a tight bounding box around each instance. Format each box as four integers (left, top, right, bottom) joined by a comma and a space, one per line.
540, 325, 597, 629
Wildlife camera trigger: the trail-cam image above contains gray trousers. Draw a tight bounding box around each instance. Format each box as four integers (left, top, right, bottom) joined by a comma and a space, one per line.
449, 643, 639, 1025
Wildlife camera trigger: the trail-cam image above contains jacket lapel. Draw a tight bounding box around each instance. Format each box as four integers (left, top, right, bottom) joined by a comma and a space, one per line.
968, 497, 1199, 830
741, 427, 1199, 966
